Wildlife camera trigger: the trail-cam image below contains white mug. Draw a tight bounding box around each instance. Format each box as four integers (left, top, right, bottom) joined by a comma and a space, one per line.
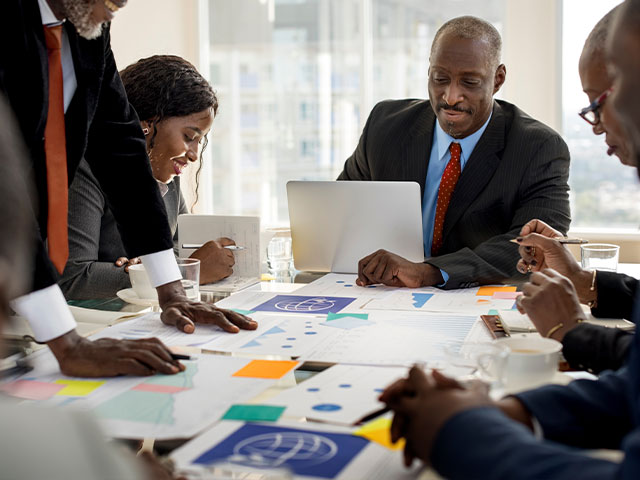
494, 337, 562, 390
127, 264, 158, 300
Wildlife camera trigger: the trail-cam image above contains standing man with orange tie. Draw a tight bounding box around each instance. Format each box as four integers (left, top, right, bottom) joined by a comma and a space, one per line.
338, 16, 571, 290
0, 0, 257, 377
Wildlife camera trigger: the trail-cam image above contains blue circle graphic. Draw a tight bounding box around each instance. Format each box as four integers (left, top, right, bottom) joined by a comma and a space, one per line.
307, 387, 320, 392
305, 331, 317, 335
339, 384, 352, 388
281, 345, 293, 349
312, 403, 342, 412
286, 337, 296, 340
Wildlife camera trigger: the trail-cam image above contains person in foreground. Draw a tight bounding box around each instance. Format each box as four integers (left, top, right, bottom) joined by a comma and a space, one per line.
0, 0, 257, 377
515, 6, 634, 374
61, 55, 237, 299
338, 15, 570, 290
0, 96, 182, 480
380, 5, 640, 477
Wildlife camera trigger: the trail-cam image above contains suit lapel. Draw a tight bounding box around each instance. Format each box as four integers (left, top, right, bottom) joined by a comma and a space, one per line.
402, 104, 436, 197
442, 102, 506, 240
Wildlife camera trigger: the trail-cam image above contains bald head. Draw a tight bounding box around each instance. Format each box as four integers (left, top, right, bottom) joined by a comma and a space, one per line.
431, 16, 502, 70
581, 5, 620, 69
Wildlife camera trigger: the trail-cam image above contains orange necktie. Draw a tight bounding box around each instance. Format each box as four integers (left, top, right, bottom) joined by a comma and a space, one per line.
431, 142, 461, 256
43, 25, 69, 274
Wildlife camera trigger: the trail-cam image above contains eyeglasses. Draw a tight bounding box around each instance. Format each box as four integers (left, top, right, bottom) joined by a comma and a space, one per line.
578, 88, 612, 126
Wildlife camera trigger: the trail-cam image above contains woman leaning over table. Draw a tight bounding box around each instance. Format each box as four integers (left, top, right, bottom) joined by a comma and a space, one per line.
59, 55, 235, 300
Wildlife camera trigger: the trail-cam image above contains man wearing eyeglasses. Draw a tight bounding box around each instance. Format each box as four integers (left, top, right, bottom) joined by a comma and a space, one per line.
339, 16, 571, 291
516, 5, 636, 375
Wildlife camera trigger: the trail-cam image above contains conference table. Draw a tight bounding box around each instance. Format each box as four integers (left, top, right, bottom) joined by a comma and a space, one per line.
4, 267, 633, 479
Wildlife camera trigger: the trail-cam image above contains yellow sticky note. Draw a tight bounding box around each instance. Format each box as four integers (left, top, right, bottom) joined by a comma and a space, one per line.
354, 417, 404, 451
232, 360, 299, 379
476, 286, 517, 297
54, 379, 105, 396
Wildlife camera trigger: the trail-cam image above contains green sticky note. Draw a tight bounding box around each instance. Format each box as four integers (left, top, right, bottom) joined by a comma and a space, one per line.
231, 309, 256, 315
326, 312, 369, 321
488, 309, 499, 316
222, 404, 285, 422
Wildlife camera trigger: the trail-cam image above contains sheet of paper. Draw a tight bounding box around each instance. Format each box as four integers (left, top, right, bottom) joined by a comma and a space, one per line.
171, 420, 423, 480
360, 288, 517, 314
302, 312, 478, 366
178, 214, 260, 291
1, 351, 279, 440
294, 273, 400, 298
87, 312, 269, 349
264, 364, 407, 425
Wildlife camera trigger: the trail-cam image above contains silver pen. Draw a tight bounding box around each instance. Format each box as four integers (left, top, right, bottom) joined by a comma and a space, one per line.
181, 243, 246, 250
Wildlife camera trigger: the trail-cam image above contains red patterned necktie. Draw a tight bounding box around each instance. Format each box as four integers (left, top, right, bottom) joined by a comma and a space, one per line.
431, 142, 461, 256
43, 25, 69, 274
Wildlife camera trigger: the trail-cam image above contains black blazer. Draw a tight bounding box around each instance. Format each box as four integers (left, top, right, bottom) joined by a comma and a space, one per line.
338, 99, 571, 288
0, 0, 173, 291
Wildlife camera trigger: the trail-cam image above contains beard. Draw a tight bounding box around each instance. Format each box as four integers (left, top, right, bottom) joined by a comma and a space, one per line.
61, 0, 104, 40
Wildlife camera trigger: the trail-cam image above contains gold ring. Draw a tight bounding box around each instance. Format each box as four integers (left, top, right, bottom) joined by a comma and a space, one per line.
526, 264, 533, 273
531, 246, 536, 257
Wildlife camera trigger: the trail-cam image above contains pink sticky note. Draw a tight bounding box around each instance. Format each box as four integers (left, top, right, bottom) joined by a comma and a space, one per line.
132, 383, 189, 394
0, 380, 65, 401
492, 291, 523, 300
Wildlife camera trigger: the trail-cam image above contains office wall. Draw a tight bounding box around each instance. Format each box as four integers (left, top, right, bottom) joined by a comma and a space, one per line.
110, 0, 200, 72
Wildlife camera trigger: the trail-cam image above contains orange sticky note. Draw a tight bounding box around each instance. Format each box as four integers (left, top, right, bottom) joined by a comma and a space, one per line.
232, 360, 299, 379
476, 286, 517, 297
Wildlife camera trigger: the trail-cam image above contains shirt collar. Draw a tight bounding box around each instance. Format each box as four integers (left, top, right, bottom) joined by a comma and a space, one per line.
434, 110, 493, 163
157, 180, 169, 198
38, 0, 64, 26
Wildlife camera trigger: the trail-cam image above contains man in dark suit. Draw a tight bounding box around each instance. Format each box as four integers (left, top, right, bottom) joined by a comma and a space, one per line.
380, 4, 640, 477
338, 16, 571, 290
0, 0, 256, 377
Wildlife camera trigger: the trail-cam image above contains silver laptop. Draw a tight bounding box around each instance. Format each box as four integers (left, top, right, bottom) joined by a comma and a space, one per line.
287, 181, 425, 273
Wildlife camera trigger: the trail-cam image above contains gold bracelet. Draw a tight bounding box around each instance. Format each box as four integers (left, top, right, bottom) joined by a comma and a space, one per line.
586, 270, 597, 308
546, 322, 564, 338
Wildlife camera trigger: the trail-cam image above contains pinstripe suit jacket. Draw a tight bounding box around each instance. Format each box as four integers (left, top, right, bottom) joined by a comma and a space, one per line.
337, 99, 571, 289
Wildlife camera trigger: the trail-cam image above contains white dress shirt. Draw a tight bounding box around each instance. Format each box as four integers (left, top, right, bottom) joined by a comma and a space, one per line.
12, 1, 181, 343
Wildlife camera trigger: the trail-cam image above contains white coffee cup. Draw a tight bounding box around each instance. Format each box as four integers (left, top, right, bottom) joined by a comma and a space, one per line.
127, 264, 158, 300
495, 337, 562, 390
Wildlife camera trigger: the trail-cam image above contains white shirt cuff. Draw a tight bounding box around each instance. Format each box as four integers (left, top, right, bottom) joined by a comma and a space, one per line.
140, 249, 181, 287
11, 284, 77, 343
531, 415, 544, 440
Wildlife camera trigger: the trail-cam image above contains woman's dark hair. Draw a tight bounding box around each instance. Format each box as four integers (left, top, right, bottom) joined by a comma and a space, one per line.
120, 55, 218, 208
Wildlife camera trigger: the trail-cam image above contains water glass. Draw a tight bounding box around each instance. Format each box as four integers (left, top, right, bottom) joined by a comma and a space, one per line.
442, 342, 509, 394
266, 228, 293, 273
178, 257, 200, 301
581, 243, 620, 272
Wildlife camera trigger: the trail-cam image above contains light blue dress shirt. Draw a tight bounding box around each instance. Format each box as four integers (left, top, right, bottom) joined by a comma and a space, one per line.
423, 113, 492, 284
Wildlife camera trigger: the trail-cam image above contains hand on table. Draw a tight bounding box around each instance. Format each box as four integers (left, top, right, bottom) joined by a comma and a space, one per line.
47, 329, 185, 377
379, 366, 492, 467
189, 237, 235, 284
157, 280, 257, 334
356, 250, 443, 287
515, 219, 595, 304
115, 256, 141, 273
516, 269, 587, 341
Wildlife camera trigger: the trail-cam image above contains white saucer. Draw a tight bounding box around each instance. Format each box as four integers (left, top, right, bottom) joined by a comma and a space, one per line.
116, 288, 159, 307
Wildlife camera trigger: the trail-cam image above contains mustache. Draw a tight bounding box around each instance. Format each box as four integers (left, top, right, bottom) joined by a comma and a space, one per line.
436, 103, 473, 115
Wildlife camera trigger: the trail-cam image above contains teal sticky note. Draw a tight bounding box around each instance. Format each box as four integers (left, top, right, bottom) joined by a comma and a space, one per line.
488, 309, 499, 316
326, 312, 369, 321
222, 404, 285, 422
231, 309, 256, 315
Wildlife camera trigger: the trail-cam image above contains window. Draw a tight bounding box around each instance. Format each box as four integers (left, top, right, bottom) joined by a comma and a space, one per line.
562, 0, 639, 230
203, 0, 505, 225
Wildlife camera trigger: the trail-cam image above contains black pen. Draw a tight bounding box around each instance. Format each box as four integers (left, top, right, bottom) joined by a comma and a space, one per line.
170, 353, 191, 361
354, 406, 390, 425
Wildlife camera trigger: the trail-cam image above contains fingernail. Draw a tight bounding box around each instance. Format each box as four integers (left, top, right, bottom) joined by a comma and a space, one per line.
515, 237, 523, 242
170, 365, 179, 373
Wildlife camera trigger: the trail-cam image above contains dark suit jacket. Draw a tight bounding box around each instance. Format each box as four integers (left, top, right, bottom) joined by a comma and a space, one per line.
337, 99, 571, 288
429, 295, 640, 479
0, 0, 173, 292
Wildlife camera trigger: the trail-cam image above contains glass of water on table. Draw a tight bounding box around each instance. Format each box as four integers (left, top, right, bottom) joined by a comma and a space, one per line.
177, 258, 200, 301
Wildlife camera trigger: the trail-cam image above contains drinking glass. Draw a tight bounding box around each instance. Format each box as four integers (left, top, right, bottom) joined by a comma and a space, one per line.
266, 228, 293, 274
581, 243, 620, 272
178, 257, 200, 301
